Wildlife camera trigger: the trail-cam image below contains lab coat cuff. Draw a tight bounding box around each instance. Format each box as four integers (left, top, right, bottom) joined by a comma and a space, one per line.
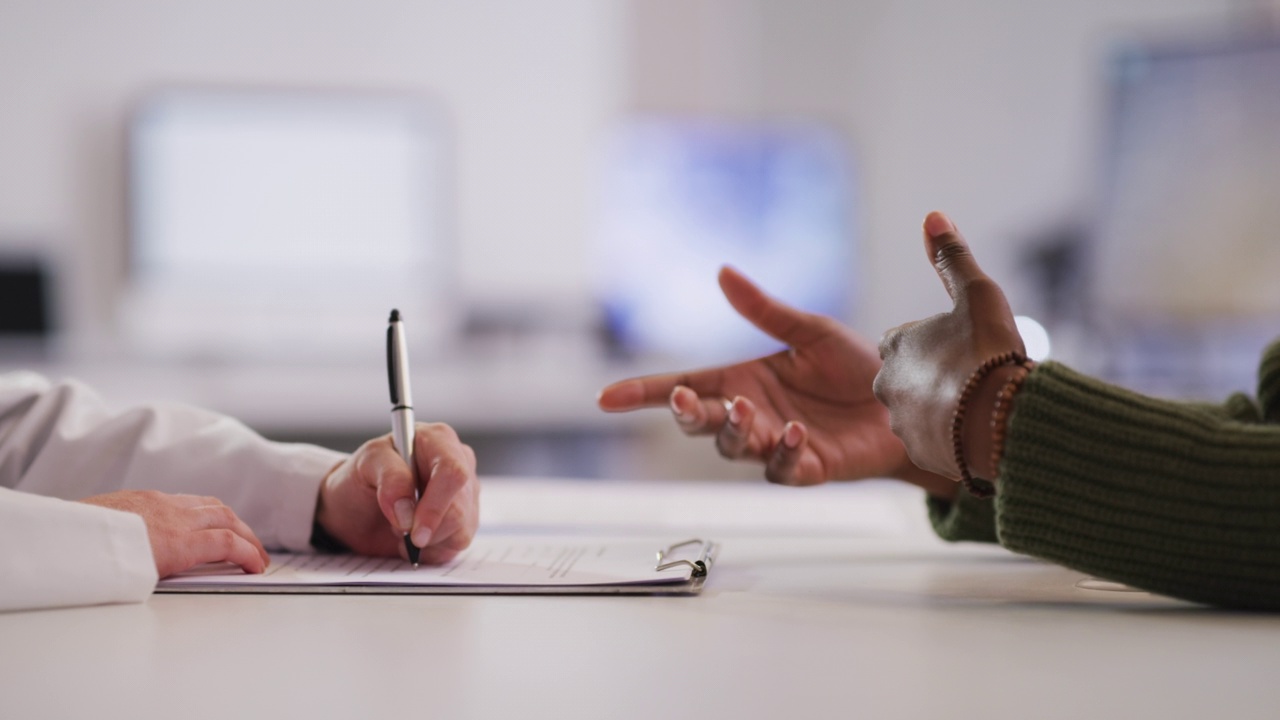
269, 445, 347, 553
0, 490, 158, 612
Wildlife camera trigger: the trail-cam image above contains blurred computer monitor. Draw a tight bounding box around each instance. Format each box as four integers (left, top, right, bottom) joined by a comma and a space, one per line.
595, 120, 858, 364
125, 88, 449, 362
1091, 37, 1280, 395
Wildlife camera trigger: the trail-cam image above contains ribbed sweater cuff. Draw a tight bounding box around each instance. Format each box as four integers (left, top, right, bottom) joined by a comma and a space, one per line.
996, 362, 1280, 610
1258, 337, 1280, 421
926, 490, 998, 544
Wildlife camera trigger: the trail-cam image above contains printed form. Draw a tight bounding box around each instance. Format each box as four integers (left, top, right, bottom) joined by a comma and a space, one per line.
158, 536, 708, 591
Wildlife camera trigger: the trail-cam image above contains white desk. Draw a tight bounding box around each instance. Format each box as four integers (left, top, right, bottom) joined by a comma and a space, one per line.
2, 479, 1277, 720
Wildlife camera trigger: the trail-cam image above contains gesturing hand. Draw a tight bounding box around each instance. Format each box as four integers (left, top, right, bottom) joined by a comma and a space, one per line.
79, 490, 270, 578
599, 266, 953, 496
872, 211, 1026, 480
315, 423, 479, 566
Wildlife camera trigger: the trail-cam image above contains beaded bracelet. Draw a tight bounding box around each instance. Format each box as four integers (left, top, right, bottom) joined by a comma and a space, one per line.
989, 364, 1032, 481
950, 350, 1032, 498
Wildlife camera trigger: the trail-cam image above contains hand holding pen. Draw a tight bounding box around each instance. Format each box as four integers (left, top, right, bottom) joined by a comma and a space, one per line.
308, 310, 481, 564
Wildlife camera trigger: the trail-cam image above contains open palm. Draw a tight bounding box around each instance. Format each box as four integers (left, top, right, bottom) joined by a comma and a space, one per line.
598, 266, 920, 486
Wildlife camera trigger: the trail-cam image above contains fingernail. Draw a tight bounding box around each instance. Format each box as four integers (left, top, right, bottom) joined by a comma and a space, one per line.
783, 422, 802, 449
394, 499, 414, 532
670, 389, 688, 419
411, 526, 433, 548
924, 211, 955, 238
728, 399, 743, 426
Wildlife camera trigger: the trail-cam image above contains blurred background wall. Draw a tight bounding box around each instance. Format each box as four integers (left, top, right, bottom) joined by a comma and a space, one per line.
2, 0, 1278, 478
0, 0, 623, 339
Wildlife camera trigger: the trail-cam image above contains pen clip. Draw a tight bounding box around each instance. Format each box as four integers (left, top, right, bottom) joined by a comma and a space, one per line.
387, 321, 400, 406
387, 310, 411, 408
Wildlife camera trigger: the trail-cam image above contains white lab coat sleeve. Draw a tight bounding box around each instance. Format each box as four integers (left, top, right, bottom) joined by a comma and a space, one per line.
0, 371, 348, 611
0, 486, 158, 612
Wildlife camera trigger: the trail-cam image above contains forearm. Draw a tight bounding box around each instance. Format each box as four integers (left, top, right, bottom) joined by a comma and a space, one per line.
0, 372, 345, 551
995, 362, 1280, 609
963, 368, 1264, 482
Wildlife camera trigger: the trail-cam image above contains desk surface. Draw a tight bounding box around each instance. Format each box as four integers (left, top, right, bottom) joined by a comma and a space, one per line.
2, 479, 1277, 720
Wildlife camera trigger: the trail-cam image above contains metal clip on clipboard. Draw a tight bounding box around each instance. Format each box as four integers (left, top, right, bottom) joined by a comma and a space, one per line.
655, 538, 715, 577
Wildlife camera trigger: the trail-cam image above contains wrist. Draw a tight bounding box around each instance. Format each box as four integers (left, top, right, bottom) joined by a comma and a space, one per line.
899, 462, 960, 501
311, 461, 347, 549
961, 364, 1029, 480
950, 351, 1033, 497
886, 432, 959, 499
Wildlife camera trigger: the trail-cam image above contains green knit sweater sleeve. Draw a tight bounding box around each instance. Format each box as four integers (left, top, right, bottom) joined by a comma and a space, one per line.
991, 359, 1280, 609
926, 487, 998, 543
926, 375, 1263, 547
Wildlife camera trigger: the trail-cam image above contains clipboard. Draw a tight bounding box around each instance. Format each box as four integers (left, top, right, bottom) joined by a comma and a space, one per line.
156, 537, 719, 596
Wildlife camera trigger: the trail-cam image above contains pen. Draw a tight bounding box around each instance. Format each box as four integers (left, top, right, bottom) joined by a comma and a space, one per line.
386, 309, 420, 566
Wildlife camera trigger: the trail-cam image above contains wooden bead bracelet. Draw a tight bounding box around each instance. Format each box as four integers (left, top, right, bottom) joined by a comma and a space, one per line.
950, 351, 1034, 498
989, 365, 1032, 485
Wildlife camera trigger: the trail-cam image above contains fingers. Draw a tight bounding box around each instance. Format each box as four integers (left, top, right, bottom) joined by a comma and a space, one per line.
922, 211, 992, 303
715, 396, 758, 459
921, 211, 1021, 350
184, 528, 269, 576
192, 502, 270, 568
414, 487, 478, 566
597, 376, 671, 412
598, 368, 721, 413
672, 387, 786, 466
359, 438, 418, 535
671, 386, 764, 460
765, 422, 823, 486
596, 266, 825, 412
409, 423, 478, 550
718, 265, 832, 347
669, 385, 733, 436
82, 490, 272, 578
355, 426, 479, 558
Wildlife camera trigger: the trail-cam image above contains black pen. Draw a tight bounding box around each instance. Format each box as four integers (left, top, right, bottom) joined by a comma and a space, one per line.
387, 309, 420, 566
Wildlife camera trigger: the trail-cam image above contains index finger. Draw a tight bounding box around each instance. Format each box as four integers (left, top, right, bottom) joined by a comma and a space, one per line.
359, 438, 417, 534
597, 368, 724, 412
409, 423, 477, 549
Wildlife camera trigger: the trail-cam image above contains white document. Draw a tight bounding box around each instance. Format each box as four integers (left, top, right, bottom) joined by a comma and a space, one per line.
157, 536, 716, 594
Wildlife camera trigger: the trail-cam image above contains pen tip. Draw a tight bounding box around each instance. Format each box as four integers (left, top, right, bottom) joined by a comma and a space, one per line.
404, 533, 420, 566
389, 308, 401, 323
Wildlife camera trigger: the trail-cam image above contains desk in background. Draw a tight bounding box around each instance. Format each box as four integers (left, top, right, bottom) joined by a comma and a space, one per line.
1, 478, 1276, 720
1, 354, 672, 478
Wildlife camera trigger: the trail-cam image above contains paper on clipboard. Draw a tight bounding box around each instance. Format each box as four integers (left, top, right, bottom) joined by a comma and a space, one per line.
157, 536, 718, 595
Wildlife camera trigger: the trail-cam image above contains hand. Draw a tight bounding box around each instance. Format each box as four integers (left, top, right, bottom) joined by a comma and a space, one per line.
872, 211, 1025, 480
598, 266, 955, 496
314, 423, 479, 565
79, 490, 269, 578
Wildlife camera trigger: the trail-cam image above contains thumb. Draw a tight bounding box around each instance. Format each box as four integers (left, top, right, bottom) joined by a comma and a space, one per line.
923, 211, 990, 303
718, 265, 830, 347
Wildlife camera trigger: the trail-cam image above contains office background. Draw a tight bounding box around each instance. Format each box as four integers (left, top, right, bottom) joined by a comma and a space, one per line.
2, 0, 1279, 479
